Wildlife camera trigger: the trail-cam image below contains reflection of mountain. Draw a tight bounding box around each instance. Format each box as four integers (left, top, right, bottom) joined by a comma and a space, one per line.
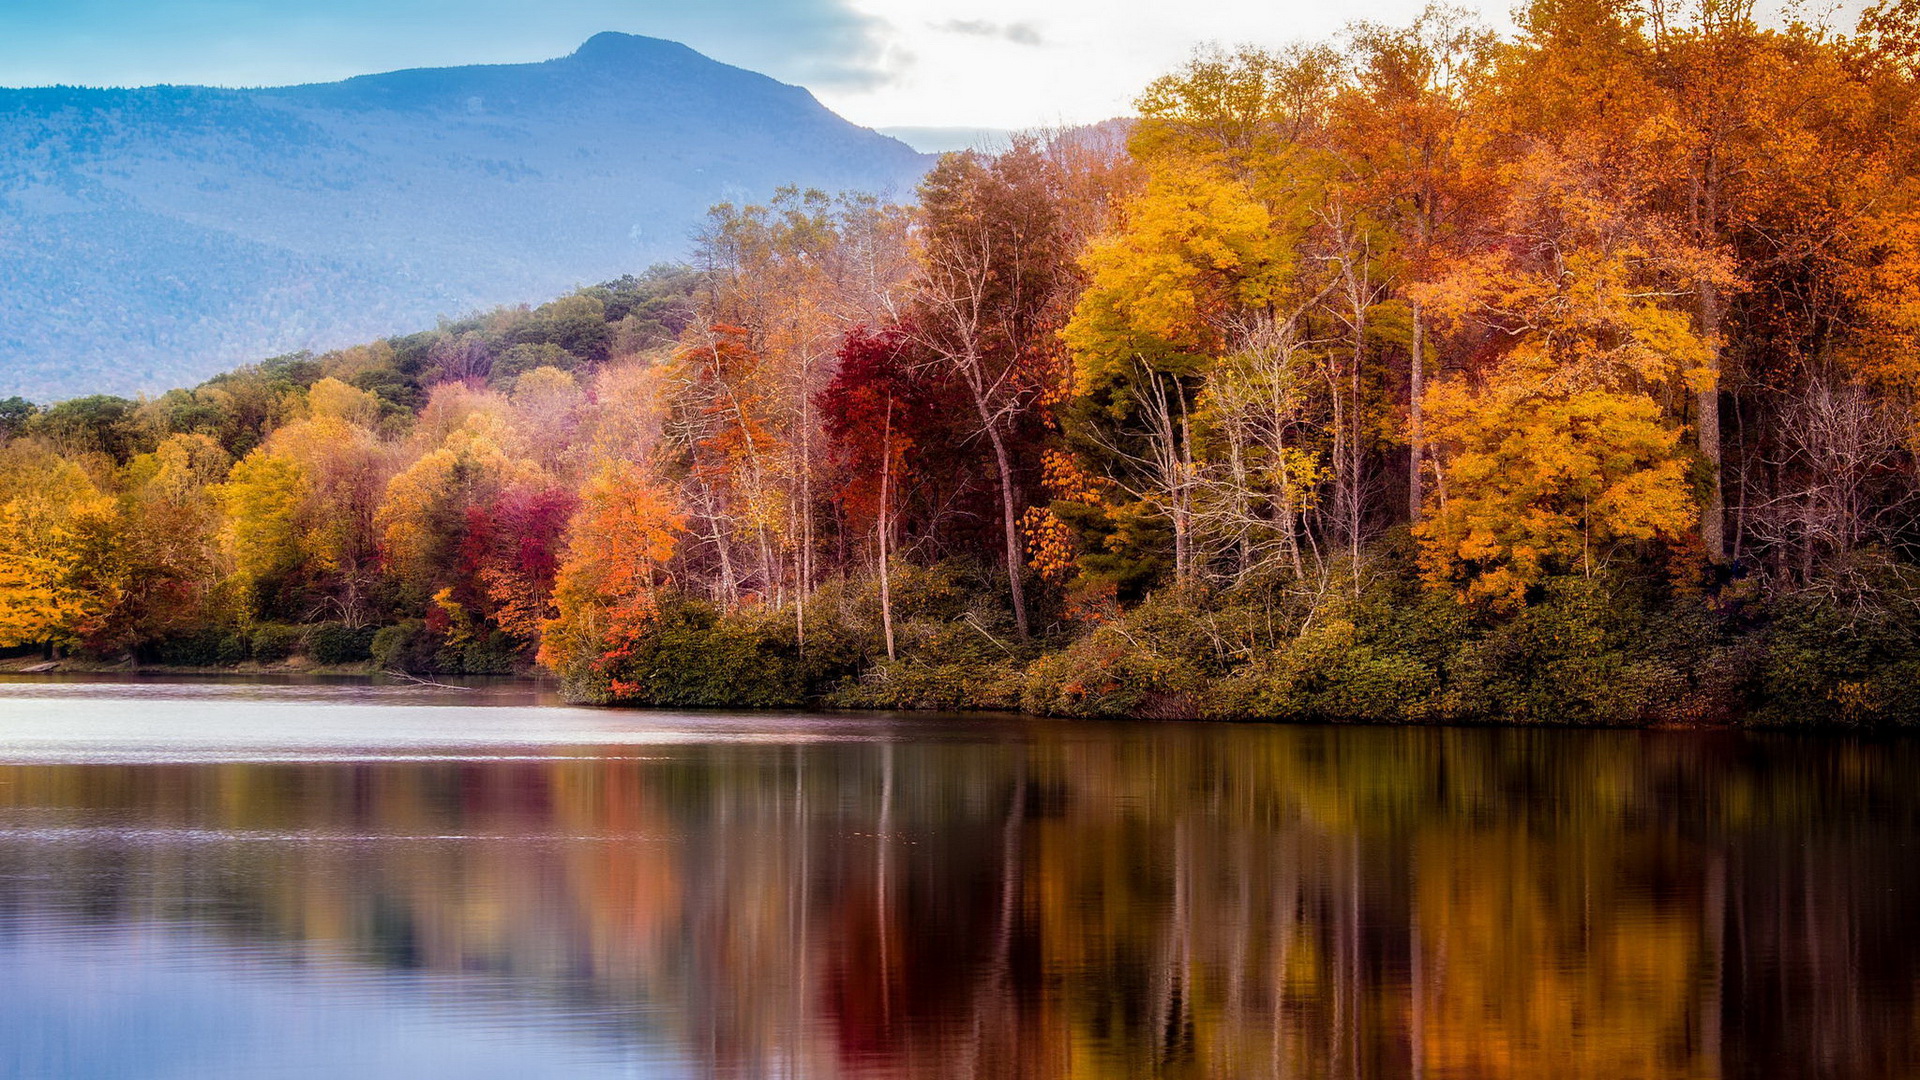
0, 33, 930, 400
1, 726, 1918, 1076
0, 923, 676, 1078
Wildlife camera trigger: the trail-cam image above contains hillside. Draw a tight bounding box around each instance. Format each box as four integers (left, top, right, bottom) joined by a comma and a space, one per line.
0, 32, 929, 399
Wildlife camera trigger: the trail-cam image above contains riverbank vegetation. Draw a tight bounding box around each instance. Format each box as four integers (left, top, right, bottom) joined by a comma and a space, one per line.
4, 0, 1920, 724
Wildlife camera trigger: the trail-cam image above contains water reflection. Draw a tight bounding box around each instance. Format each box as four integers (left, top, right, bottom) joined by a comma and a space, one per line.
0, 689, 1917, 1078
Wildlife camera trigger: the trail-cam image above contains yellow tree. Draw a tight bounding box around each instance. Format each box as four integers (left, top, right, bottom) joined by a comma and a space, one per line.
1066, 45, 1348, 589
267, 378, 402, 623
1418, 377, 1696, 605
0, 449, 122, 649
217, 449, 309, 609
0, 521, 78, 648
1414, 154, 1710, 603
1061, 44, 1386, 595
1065, 159, 1289, 587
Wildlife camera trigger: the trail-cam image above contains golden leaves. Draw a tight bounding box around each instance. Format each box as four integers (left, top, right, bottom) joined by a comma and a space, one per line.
1065, 161, 1288, 397
0, 455, 121, 647
217, 450, 310, 590
1418, 376, 1697, 606
1021, 506, 1076, 583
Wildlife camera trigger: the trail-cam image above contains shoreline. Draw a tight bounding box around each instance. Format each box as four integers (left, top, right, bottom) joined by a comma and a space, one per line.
0, 656, 421, 680
0, 659, 1892, 732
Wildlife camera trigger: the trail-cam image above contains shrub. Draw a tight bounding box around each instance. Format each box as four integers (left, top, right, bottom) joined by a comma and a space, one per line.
605, 602, 810, 707
248, 623, 302, 663
831, 656, 1028, 712
1212, 618, 1446, 723
154, 629, 247, 667
371, 621, 437, 673
435, 630, 521, 675
580, 596, 884, 708
1020, 595, 1219, 719
1747, 586, 1920, 727
308, 622, 376, 665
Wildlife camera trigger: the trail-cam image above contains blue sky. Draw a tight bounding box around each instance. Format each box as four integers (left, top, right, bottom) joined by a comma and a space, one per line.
0, 0, 1869, 129
0, 0, 890, 89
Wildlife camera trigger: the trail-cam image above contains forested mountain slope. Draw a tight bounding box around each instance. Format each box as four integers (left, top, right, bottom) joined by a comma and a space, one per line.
0, 32, 929, 398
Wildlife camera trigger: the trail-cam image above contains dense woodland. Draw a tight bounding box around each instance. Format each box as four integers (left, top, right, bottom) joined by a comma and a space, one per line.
4, 0, 1920, 724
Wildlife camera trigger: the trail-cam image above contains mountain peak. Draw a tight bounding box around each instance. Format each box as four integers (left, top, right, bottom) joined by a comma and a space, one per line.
0, 35, 929, 399
570, 32, 696, 67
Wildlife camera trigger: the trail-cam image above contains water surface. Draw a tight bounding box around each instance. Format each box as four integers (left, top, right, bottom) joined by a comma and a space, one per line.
0, 675, 1915, 1078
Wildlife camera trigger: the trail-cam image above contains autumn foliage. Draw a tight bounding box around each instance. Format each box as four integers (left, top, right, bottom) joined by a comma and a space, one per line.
3, 2, 1920, 721
538, 461, 684, 697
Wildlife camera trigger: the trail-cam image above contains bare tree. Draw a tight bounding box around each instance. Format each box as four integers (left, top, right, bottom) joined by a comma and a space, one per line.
910, 146, 1074, 638
1195, 312, 1328, 583
1746, 379, 1918, 582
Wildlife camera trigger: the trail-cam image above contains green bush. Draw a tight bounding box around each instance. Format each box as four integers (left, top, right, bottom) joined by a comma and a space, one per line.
831, 656, 1028, 712
1023, 642, 1207, 718
248, 623, 302, 663
308, 622, 376, 665
820, 559, 1037, 712
1213, 618, 1446, 723
154, 629, 247, 667
435, 630, 521, 675
371, 621, 437, 672
828, 608, 1028, 711
1746, 580, 1920, 726
580, 596, 884, 708
605, 602, 810, 707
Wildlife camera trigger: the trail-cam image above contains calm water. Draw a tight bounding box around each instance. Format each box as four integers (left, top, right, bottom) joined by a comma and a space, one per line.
0, 677, 1917, 1078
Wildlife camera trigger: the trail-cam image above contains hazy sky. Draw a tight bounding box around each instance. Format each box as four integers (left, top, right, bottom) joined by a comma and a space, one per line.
0, 0, 1868, 129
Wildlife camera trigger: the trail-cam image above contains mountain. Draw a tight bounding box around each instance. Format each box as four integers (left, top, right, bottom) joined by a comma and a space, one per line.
0, 33, 930, 400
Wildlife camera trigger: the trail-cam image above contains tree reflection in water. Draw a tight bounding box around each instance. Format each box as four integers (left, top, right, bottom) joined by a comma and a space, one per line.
1, 724, 1916, 1078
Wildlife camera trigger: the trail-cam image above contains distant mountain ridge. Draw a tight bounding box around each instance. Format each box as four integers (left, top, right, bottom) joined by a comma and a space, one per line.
0, 33, 930, 399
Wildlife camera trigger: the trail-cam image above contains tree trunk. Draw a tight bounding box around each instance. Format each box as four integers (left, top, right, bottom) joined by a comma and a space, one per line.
1698, 284, 1726, 561
797, 392, 811, 653
1696, 152, 1727, 561
1731, 390, 1747, 562
984, 419, 1031, 639
1173, 385, 1194, 589
1226, 421, 1253, 582
1408, 299, 1426, 524
710, 511, 737, 609
1350, 294, 1365, 590
758, 528, 778, 606
879, 400, 897, 662
1328, 352, 1347, 559
793, 516, 805, 653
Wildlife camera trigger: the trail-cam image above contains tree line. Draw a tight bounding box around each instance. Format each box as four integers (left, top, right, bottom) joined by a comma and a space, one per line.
4, 0, 1920, 723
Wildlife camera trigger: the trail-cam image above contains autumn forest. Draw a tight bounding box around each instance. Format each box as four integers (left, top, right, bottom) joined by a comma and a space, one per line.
5, 0, 1920, 725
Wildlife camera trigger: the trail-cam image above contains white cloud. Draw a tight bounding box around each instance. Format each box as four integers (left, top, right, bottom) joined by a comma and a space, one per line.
1, 0, 1872, 130
934, 19, 1044, 45
812, 0, 1520, 129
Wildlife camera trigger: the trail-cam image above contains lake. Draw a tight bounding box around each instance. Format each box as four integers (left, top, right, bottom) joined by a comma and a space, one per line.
0, 676, 1915, 1078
